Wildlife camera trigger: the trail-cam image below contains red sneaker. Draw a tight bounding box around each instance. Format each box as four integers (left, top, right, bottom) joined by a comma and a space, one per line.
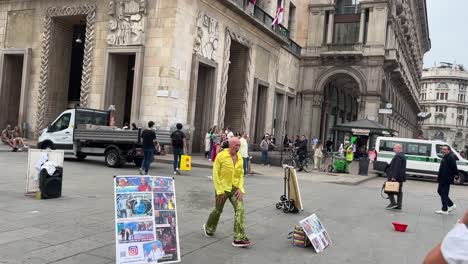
232, 239, 252, 248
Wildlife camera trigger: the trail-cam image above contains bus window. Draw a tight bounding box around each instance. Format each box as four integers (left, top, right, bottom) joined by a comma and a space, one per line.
379, 141, 403, 152
407, 143, 431, 156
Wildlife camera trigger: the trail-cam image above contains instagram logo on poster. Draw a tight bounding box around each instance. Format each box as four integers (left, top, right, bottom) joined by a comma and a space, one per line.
128, 246, 139, 256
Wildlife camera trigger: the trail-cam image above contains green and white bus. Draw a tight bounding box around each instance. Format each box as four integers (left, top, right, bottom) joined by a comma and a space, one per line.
374, 137, 466, 185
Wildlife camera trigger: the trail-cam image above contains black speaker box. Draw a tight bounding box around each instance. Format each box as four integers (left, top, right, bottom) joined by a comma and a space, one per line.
39, 167, 63, 199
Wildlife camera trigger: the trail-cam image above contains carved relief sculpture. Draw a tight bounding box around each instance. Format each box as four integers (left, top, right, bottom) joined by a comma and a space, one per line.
193, 12, 219, 61
107, 0, 147, 46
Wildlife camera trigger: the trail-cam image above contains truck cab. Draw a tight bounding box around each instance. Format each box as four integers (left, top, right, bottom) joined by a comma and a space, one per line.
38, 108, 109, 151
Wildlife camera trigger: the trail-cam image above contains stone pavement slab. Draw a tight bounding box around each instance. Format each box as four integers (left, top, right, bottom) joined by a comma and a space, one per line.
0, 144, 467, 264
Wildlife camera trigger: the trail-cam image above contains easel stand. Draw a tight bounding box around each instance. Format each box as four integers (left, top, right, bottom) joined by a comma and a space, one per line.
276, 165, 299, 213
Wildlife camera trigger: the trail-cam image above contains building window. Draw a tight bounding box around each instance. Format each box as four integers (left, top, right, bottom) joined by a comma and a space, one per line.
459, 94, 466, 102
436, 106, 447, 112
288, 2, 296, 39
459, 84, 466, 92
457, 108, 464, 114
336, 0, 360, 14
437, 83, 449, 89
436, 92, 448, 100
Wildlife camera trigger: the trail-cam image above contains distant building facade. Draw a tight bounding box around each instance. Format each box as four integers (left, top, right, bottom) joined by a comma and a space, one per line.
420, 63, 468, 150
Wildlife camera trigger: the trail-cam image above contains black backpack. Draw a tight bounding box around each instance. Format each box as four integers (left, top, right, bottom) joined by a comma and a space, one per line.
171, 130, 183, 146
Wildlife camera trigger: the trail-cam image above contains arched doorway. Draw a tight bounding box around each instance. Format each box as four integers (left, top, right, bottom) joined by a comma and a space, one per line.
320, 73, 360, 145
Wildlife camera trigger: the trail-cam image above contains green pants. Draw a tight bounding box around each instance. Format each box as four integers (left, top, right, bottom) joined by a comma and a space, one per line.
345, 160, 352, 173
205, 187, 248, 241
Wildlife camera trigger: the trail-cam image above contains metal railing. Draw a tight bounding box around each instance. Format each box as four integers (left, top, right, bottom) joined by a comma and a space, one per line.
227, 0, 301, 56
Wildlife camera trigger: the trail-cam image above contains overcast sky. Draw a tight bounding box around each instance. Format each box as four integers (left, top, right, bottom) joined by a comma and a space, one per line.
423, 0, 468, 68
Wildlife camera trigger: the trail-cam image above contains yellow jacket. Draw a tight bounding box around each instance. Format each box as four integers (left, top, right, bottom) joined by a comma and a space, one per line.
213, 149, 245, 195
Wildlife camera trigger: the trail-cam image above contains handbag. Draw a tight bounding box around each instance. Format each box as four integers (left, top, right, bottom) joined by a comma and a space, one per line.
383, 181, 400, 193
287, 225, 311, 248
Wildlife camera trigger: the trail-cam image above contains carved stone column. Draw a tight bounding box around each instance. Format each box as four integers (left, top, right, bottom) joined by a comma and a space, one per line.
217, 28, 253, 131
358, 8, 366, 43
326, 11, 335, 44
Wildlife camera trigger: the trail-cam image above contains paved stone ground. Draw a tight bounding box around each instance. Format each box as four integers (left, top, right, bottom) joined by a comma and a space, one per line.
0, 145, 466, 264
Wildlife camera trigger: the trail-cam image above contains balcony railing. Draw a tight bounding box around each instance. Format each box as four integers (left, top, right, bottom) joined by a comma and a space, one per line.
227, 0, 301, 56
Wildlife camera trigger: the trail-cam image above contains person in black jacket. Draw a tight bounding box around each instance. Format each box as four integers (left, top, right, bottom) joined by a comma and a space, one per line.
435, 145, 458, 215
385, 144, 406, 210
296, 135, 308, 171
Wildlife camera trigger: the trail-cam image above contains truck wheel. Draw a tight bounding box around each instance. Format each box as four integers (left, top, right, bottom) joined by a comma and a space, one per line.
454, 172, 465, 185
76, 153, 87, 161
134, 158, 143, 168
105, 149, 121, 168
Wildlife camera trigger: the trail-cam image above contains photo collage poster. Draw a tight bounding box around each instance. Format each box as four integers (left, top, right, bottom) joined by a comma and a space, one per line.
114, 176, 180, 263
299, 214, 332, 253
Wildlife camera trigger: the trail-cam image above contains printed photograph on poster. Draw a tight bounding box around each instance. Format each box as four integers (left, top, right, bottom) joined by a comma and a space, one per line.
116, 193, 153, 219
299, 213, 331, 253
118, 243, 146, 263
155, 227, 178, 262
155, 211, 176, 226
151, 177, 174, 193
117, 220, 154, 244
154, 193, 176, 210
116, 176, 153, 193
26, 149, 64, 194
143, 240, 165, 263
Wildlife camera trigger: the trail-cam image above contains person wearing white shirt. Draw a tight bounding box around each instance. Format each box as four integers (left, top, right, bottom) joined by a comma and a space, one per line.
146, 242, 165, 262
226, 127, 234, 140
239, 133, 249, 176
424, 209, 468, 264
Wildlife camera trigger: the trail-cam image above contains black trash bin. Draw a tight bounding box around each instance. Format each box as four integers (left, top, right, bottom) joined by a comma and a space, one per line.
39, 167, 63, 199
358, 158, 369, 176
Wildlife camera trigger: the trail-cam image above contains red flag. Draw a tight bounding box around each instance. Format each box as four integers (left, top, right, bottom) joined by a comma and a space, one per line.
272, 0, 284, 26
247, 0, 256, 14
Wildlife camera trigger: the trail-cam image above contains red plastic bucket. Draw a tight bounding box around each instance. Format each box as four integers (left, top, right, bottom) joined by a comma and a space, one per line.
392, 222, 408, 232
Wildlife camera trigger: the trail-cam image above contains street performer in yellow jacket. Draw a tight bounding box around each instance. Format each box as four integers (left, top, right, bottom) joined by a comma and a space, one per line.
203, 137, 251, 247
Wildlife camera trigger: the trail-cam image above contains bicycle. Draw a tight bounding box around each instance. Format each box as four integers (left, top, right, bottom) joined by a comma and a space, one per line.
282, 146, 313, 172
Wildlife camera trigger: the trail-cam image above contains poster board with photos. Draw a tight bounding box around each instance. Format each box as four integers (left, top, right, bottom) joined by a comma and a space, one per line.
114, 176, 180, 264
288, 167, 303, 210
26, 149, 64, 195
299, 214, 332, 253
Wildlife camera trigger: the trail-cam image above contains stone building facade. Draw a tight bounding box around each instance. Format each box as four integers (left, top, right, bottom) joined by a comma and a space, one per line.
298, 0, 430, 145
420, 64, 468, 150
0, 0, 430, 152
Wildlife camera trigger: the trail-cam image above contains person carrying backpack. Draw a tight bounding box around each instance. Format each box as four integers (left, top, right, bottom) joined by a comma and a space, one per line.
171, 123, 187, 175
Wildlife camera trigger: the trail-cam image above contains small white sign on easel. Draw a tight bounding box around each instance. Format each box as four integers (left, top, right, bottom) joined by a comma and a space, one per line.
25, 149, 64, 195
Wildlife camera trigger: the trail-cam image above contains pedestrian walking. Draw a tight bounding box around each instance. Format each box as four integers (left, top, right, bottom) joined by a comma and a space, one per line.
296, 135, 308, 171
344, 141, 354, 173
423, 209, 468, 264
325, 138, 333, 153
314, 142, 324, 170
140, 121, 157, 175
435, 145, 458, 215
385, 144, 406, 210
203, 137, 251, 248
239, 132, 249, 176
170, 123, 187, 175
211, 128, 221, 161
205, 128, 212, 159
260, 134, 275, 166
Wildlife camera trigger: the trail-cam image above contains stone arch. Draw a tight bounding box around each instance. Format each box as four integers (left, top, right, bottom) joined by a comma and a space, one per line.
314, 67, 367, 95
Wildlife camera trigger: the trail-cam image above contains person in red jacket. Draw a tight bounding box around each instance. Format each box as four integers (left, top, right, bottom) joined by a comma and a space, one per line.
137, 177, 152, 192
